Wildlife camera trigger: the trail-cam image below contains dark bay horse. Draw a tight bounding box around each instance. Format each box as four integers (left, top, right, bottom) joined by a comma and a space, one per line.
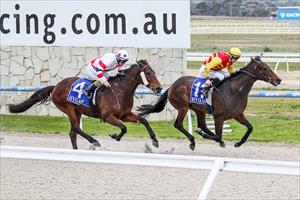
8, 60, 162, 149
138, 57, 281, 150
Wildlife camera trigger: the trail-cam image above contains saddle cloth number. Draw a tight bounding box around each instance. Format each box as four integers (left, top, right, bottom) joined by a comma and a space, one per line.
190, 78, 206, 104
73, 82, 86, 99
67, 78, 93, 107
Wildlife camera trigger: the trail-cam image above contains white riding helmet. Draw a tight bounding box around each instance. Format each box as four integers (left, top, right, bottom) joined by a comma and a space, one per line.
116, 50, 129, 62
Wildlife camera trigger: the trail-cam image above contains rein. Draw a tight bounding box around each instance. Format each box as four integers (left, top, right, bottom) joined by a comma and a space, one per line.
240, 67, 271, 83
239, 69, 257, 79
213, 68, 258, 105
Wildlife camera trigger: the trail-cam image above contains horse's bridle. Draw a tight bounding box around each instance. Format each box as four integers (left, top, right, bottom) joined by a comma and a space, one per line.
240, 69, 257, 79
240, 66, 272, 83
122, 61, 151, 87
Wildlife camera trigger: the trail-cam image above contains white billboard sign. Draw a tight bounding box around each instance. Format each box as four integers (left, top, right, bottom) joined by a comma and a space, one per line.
0, 0, 190, 48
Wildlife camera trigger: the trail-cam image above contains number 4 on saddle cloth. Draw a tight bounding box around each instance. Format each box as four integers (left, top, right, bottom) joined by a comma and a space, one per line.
190, 78, 214, 113
67, 78, 97, 107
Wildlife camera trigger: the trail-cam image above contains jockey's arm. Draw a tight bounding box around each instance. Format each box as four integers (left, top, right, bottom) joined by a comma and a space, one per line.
204, 57, 222, 78
227, 64, 236, 74
96, 72, 108, 85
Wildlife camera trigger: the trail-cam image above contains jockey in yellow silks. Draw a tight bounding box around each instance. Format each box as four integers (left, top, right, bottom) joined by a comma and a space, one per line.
199, 47, 241, 96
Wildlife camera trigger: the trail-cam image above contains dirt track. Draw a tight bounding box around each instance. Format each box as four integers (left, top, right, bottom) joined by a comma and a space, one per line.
1, 132, 299, 200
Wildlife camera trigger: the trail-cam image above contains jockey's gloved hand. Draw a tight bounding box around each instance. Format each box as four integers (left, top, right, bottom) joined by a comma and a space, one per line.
205, 79, 212, 86
118, 71, 126, 76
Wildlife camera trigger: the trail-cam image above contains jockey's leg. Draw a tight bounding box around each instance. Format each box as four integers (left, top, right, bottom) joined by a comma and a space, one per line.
84, 80, 102, 98
211, 72, 224, 86
211, 78, 221, 87
201, 72, 224, 97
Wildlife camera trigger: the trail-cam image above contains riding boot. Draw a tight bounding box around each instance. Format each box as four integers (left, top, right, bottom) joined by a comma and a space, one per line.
84, 80, 101, 99
201, 78, 220, 98
211, 78, 221, 87
201, 85, 211, 98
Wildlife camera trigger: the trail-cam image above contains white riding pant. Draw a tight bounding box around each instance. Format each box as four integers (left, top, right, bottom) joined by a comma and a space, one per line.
81, 65, 111, 81
199, 64, 230, 81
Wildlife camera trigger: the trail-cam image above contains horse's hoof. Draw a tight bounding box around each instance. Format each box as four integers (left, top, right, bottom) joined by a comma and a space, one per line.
152, 141, 159, 148
220, 141, 226, 148
195, 128, 202, 134
89, 145, 96, 150
189, 143, 195, 151
109, 134, 117, 140
234, 142, 241, 147
93, 141, 101, 147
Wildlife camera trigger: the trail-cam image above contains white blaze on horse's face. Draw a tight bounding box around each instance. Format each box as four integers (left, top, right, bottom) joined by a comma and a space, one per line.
140, 71, 149, 86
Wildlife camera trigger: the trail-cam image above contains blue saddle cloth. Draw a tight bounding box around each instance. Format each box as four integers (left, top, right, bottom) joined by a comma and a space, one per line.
67, 78, 93, 108
190, 78, 206, 105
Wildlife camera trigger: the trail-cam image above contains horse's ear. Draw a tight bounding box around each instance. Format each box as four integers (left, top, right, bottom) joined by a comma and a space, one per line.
255, 56, 261, 61
136, 59, 141, 65
251, 57, 258, 63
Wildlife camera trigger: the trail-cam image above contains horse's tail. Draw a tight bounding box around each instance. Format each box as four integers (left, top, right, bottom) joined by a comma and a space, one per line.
137, 89, 169, 117
8, 86, 55, 113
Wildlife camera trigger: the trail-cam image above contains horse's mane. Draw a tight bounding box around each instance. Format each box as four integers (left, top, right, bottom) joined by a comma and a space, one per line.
108, 66, 136, 82
215, 70, 242, 87
216, 58, 257, 88
108, 60, 144, 82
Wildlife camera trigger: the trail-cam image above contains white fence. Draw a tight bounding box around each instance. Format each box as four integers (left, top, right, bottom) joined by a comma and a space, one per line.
186, 52, 300, 72
1, 145, 299, 200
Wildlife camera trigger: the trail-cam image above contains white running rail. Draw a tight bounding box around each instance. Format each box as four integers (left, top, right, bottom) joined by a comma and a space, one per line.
186, 52, 300, 72
1, 145, 299, 200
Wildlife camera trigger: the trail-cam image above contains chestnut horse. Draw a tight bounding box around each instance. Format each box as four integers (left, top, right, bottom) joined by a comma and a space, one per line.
138, 57, 281, 150
9, 60, 162, 149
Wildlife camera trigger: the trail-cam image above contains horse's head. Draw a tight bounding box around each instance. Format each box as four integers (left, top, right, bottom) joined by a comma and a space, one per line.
244, 56, 281, 86
136, 59, 162, 94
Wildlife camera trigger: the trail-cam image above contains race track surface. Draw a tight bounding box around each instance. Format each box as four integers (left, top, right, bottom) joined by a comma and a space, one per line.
1, 132, 299, 200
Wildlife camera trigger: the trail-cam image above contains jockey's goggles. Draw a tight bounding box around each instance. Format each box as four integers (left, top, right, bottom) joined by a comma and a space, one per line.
231, 55, 240, 61
117, 58, 128, 64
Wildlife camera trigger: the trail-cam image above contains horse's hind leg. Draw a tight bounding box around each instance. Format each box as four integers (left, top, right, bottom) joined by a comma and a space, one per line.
174, 109, 195, 150
214, 117, 226, 148
67, 109, 101, 148
122, 112, 159, 148
234, 113, 253, 147
194, 109, 216, 137
194, 112, 225, 147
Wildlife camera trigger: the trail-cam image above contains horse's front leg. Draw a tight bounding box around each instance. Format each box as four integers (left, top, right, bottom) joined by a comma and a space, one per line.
104, 114, 127, 141
233, 113, 253, 147
122, 112, 159, 148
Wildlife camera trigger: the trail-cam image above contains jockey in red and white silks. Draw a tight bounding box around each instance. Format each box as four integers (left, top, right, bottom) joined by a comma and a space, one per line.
82, 50, 129, 88
82, 50, 129, 97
